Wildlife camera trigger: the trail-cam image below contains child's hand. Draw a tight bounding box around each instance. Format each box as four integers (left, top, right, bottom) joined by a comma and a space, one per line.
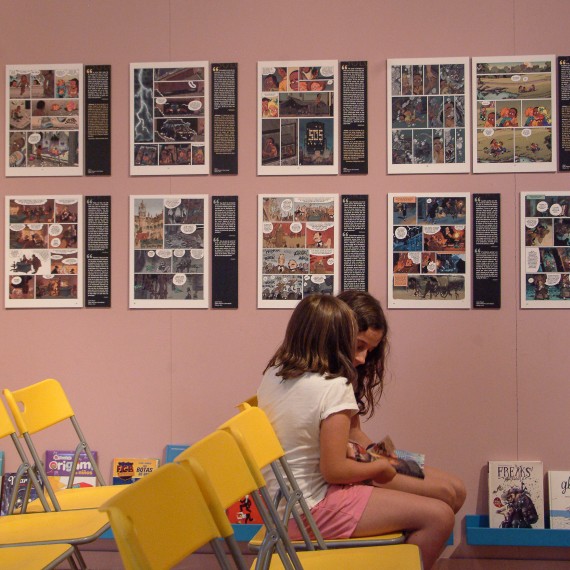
372, 458, 397, 484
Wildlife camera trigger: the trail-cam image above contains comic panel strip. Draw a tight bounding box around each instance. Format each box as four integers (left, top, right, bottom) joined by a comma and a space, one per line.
258, 61, 338, 176
130, 63, 208, 175
473, 56, 556, 173
521, 192, 570, 307
388, 193, 470, 308
258, 194, 339, 307
6, 197, 83, 307
387, 58, 470, 174
7, 65, 83, 177
130, 196, 209, 308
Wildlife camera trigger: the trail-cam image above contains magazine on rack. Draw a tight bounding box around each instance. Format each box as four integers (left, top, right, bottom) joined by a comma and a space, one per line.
348, 435, 425, 479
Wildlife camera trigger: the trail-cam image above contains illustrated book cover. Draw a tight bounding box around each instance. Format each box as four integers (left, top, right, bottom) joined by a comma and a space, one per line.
548, 470, 570, 529
488, 460, 544, 528
0, 473, 42, 515
112, 458, 160, 485
45, 450, 98, 490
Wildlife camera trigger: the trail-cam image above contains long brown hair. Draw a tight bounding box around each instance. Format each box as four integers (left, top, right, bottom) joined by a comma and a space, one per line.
337, 290, 389, 418
265, 294, 357, 384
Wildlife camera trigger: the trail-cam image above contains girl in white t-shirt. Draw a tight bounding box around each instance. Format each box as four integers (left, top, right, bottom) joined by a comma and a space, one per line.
258, 293, 454, 570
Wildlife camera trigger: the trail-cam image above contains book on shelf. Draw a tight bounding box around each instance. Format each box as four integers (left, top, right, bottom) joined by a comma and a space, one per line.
45, 450, 98, 490
164, 444, 189, 464
348, 434, 425, 479
0, 473, 43, 516
548, 471, 570, 529
488, 460, 544, 529
112, 458, 160, 485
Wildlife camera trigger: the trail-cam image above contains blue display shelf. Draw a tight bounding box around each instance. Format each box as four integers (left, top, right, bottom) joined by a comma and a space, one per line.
466, 515, 570, 547
101, 524, 262, 542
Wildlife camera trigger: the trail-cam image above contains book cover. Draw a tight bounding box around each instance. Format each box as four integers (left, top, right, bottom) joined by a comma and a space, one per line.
0, 473, 42, 515
45, 450, 98, 491
164, 444, 189, 464
488, 460, 544, 529
548, 471, 570, 529
112, 458, 160, 485
226, 494, 263, 525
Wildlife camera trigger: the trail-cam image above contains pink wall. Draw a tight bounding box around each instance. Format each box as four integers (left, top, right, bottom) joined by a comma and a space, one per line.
1, 0, 569, 564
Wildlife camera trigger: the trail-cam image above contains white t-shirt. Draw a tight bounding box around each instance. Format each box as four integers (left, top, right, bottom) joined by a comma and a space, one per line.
257, 367, 358, 509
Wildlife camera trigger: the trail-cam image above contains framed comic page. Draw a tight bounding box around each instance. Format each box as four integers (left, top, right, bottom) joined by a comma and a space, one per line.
6, 64, 83, 177
388, 193, 471, 309
258, 61, 338, 175
129, 196, 209, 308
258, 194, 339, 308
6, 196, 83, 308
130, 63, 209, 175
521, 191, 570, 308
387, 58, 470, 174
473, 56, 556, 173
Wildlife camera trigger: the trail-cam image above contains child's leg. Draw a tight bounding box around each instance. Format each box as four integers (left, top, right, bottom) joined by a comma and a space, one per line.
375, 465, 466, 513
353, 487, 454, 570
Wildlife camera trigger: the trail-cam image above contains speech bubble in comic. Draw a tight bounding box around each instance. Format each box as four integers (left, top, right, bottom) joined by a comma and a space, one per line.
290, 222, 302, 233
181, 224, 196, 234
311, 275, 325, 284
191, 249, 204, 259
164, 199, 182, 209
11, 277, 22, 285
526, 217, 539, 228
173, 249, 185, 257
173, 273, 187, 286
423, 226, 441, 235
188, 100, 202, 111
394, 227, 408, 239
28, 133, 41, 145
550, 203, 562, 216
156, 249, 172, 259
263, 222, 273, 234
62, 258, 77, 265
51, 238, 61, 247
408, 252, 421, 263
526, 247, 540, 272
546, 273, 561, 286
49, 224, 63, 236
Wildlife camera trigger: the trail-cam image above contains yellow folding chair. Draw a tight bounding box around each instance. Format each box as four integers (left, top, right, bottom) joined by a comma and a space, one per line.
0, 401, 110, 570
178, 429, 422, 570
225, 402, 406, 551
3, 379, 124, 512
0, 544, 77, 570
99, 462, 248, 570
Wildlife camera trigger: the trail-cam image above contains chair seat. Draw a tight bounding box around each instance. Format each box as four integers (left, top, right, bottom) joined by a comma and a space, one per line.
0, 544, 75, 570
249, 525, 405, 551
0, 509, 110, 546
24, 485, 126, 512
256, 543, 422, 569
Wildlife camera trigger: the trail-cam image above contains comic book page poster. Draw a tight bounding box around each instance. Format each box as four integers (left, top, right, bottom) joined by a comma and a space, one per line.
130, 63, 209, 175
5, 196, 83, 308
521, 192, 570, 308
6, 64, 83, 177
473, 56, 556, 173
388, 193, 470, 309
129, 196, 209, 308
257, 61, 338, 175
387, 58, 470, 174
258, 195, 339, 308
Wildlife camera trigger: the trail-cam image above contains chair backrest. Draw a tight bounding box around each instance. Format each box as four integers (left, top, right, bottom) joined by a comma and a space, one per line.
220, 406, 327, 549
3, 379, 106, 488
99, 462, 237, 570
3, 379, 74, 434
176, 429, 260, 510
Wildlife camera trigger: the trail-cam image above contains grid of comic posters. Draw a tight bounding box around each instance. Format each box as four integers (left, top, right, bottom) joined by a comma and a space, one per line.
387, 58, 470, 174
473, 56, 556, 173
388, 193, 471, 309
258, 195, 339, 308
129, 196, 209, 308
130, 63, 209, 175
6, 64, 83, 177
258, 61, 338, 175
6, 196, 83, 308
521, 192, 570, 308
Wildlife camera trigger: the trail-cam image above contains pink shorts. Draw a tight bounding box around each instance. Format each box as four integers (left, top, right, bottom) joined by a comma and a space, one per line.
288, 484, 373, 540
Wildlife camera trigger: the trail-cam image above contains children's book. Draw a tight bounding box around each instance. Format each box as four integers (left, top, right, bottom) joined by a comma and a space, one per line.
488, 460, 544, 529
226, 494, 263, 525
0, 473, 43, 515
112, 458, 160, 485
45, 450, 98, 490
348, 435, 426, 479
548, 471, 570, 529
